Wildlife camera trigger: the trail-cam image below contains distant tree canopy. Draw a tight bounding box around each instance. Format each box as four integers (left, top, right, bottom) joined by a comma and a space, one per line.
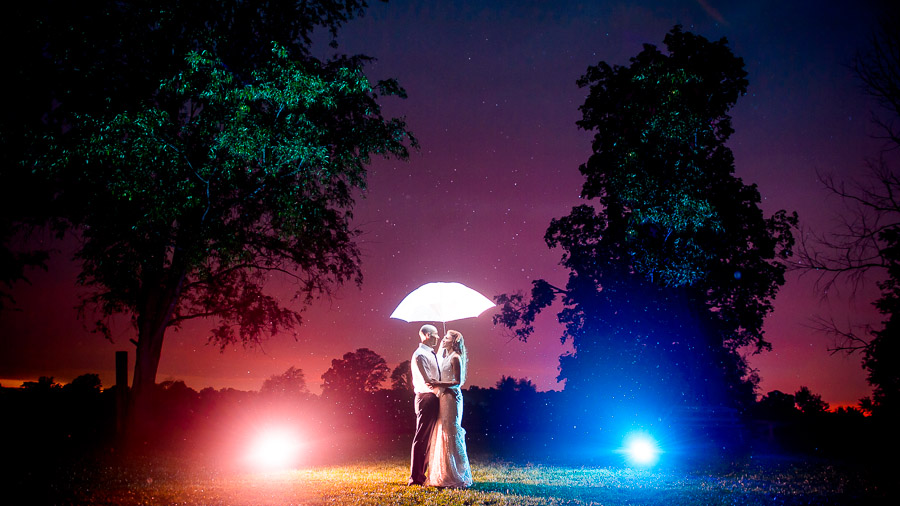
496, 376, 537, 394
62, 374, 103, 395
260, 366, 309, 398
390, 360, 414, 392
794, 386, 830, 415
495, 26, 796, 412
4, 0, 415, 433
0, 363, 878, 465
21, 376, 61, 392
321, 348, 390, 395
753, 386, 830, 418
756, 390, 798, 419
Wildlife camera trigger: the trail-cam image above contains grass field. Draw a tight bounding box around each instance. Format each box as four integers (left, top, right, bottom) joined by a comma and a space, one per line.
16, 453, 890, 505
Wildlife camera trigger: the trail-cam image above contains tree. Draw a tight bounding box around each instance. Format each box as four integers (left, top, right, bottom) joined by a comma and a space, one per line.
0, 229, 49, 312
496, 376, 537, 394
756, 390, 798, 419
390, 360, 413, 392
260, 366, 309, 398
62, 374, 102, 395
12, 1, 415, 433
796, 10, 900, 418
321, 348, 390, 395
21, 376, 61, 392
495, 27, 796, 413
794, 386, 830, 415
834, 406, 866, 418
1, 1, 378, 311
0, 2, 67, 311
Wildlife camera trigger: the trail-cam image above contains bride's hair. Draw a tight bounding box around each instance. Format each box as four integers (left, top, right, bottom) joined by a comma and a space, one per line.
447, 330, 468, 385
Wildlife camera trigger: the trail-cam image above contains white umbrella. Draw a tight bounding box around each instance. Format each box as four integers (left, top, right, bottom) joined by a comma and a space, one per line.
390, 282, 495, 331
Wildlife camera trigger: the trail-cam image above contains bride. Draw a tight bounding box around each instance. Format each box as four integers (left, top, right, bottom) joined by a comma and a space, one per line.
425, 330, 473, 488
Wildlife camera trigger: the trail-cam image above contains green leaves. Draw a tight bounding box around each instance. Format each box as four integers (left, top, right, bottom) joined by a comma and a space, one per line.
577, 25, 748, 287
31, 31, 413, 349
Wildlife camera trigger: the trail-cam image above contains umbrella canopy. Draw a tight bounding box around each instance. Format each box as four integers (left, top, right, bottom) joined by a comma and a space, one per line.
390, 282, 495, 323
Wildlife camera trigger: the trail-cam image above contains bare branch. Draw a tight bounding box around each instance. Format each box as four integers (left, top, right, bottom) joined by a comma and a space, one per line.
808, 315, 873, 355
793, 160, 899, 295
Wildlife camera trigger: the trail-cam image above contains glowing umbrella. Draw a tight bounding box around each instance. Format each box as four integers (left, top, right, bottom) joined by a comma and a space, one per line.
390, 282, 495, 331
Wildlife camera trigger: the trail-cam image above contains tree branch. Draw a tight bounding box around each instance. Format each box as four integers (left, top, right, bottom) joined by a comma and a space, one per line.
809, 315, 873, 355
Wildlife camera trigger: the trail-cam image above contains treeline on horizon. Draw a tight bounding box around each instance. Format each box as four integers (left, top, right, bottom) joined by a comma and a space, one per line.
0, 347, 883, 466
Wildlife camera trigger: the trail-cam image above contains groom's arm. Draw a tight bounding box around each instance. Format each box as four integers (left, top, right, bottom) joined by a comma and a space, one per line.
414, 354, 435, 383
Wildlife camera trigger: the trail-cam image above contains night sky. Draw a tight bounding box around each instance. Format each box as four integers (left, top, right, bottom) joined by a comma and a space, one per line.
0, 0, 888, 408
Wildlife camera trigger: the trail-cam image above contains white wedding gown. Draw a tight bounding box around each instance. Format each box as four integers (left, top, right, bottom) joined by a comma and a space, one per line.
427, 352, 473, 488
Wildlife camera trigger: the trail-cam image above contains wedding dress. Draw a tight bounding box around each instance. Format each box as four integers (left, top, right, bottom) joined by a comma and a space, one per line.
427, 351, 473, 488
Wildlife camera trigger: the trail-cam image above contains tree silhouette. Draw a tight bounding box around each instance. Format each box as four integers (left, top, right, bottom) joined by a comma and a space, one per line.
260, 366, 309, 398
0, 238, 48, 312
496, 376, 537, 394
21, 376, 61, 392
756, 390, 798, 419
495, 26, 796, 413
796, 9, 900, 418
390, 360, 413, 392
8, 1, 415, 434
794, 386, 830, 415
62, 374, 102, 395
321, 348, 390, 395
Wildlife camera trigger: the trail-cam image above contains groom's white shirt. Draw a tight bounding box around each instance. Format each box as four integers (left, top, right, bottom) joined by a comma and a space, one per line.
411, 343, 440, 394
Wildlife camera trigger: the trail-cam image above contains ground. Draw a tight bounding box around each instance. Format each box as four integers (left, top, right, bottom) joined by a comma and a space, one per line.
10, 454, 891, 505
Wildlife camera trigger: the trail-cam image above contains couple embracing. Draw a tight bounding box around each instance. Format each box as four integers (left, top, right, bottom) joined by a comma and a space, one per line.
407, 324, 473, 488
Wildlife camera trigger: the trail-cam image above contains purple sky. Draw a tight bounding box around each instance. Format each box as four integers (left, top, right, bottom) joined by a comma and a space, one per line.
0, 0, 888, 408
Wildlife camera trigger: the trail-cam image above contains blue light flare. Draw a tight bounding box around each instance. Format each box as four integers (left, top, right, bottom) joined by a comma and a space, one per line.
619, 431, 662, 466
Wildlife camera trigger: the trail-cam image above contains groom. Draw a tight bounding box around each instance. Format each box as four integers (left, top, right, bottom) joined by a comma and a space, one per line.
408, 324, 441, 486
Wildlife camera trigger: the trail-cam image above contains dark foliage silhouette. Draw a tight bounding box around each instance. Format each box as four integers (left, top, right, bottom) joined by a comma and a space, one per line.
0, 366, 885, 476
390, 360, 414, 392
794, 386, 830, 415
261, 366, 309, 398
321, 348, 390, 395
494, 27, 796, 420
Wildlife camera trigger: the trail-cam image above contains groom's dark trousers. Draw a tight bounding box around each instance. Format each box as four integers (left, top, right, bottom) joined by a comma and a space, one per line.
409, 392, 440, 484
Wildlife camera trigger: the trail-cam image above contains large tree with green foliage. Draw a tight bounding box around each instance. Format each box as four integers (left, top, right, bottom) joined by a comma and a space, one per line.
495, 27, 796, 415
7, 0, 414, 435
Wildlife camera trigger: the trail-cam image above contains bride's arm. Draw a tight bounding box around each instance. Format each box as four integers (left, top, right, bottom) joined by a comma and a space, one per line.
428, 355, 462, 388
449, 355, 461, 387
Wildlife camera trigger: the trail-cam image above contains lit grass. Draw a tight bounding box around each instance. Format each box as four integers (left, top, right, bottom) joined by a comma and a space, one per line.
33, 456, 886, 505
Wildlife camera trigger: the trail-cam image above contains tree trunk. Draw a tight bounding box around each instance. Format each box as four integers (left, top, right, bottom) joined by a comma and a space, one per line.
128, 317, 167, 442
125, 264, 186, 449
